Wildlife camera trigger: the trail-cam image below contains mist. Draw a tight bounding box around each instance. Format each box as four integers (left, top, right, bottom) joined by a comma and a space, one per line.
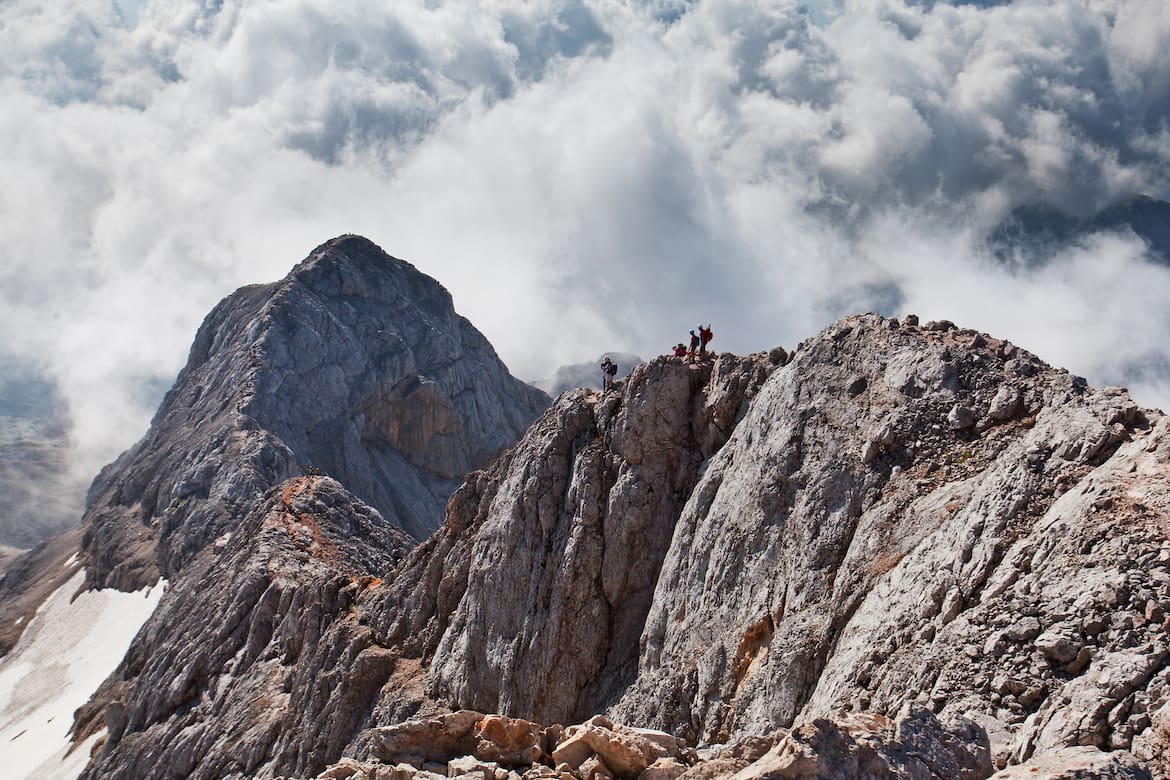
2, 0, 1169, 484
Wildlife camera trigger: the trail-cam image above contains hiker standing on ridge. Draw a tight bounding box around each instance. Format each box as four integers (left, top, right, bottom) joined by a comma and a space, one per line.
601, 356, 617, 390
699, 324, 713, 355
688, 330, 700, 362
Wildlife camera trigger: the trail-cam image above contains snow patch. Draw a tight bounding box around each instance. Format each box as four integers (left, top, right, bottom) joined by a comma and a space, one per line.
62, 553, 79, 569
0, 570, 166, 779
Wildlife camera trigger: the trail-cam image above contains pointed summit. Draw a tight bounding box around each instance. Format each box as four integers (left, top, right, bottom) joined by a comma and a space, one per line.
81, 237, 549, 590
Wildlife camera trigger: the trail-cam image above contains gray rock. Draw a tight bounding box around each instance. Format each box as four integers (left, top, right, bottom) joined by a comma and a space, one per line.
991, 746, 1152, 779
988, 386, 1022, 421
949, 404, 977, 429
80, 235, 549, 590
1035, 630, 1082, 665
40, 309, 1170, 780
79, 477, 415, 779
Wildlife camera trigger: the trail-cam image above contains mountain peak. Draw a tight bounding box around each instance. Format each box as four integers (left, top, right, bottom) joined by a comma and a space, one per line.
78, 239, 549, 590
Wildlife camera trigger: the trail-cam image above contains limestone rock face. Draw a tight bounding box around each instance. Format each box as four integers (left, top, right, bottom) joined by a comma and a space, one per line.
425, 353, 774, 723
78, 476, 415, 780
42, 308, 1170, 779
79, 235, 549, 589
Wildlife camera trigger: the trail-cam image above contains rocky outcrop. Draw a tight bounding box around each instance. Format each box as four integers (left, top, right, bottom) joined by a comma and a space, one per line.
990, 746, 1151, 779
386, 314, 1168, 775
79, 235, 548, 590
54, 308, 1170, 779
78, 477, 413, 780
76, 351, 773, 779
602, 316, 1167, 765
425, 352, 775, 723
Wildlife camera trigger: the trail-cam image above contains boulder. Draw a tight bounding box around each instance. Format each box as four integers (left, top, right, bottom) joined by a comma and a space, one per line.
948, 404, 977, 430
374, 711, 486, 764
447, 756, 501, 780
552, 721, 670, 779
987, 386, 1021, 421
475, 715, 543, 765
989, 746, 1151, 779
638, 758, 687, 780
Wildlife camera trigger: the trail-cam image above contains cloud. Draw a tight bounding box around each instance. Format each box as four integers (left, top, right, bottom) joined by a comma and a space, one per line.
1, 0, 1169, 485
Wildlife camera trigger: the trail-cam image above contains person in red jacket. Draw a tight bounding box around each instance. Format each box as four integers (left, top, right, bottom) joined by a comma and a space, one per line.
699, 324, 713, 355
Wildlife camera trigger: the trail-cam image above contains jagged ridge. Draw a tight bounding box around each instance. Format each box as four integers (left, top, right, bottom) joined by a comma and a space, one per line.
69, 312, 1170, 779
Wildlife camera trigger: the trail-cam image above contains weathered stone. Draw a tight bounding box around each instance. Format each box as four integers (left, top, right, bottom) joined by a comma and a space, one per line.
318, 758, 373, 779
1005, 617, 1042, 642
579, 755, 614, 780
428, 353, 773, 724
990, 746, 1151, 779
375, 711, 486, 764
1035, 631, 1082, 665
988, 386, 1022, 421
949, 404, 977, 430
448, 756, 501, 780
552, 729, 596, 771
637, 757, 686, 780
551, 723, 670, 779
475, 715, 543, 766
723, 711, 989, 780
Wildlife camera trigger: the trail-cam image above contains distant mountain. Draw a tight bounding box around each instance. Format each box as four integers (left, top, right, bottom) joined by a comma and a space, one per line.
532, 352, 644, 396
0, 367, 86, 550
78, 235, 549, 590
991, 194, 1170, 265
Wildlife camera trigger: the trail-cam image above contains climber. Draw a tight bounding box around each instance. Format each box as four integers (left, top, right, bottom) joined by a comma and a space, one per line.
601, 357, 617, 390
688, 330, 700, 362
699, 324, 713, 355
672, 343, 688, 359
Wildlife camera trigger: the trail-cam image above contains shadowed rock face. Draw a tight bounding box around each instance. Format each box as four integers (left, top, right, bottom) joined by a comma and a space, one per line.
79, 235, 549, 590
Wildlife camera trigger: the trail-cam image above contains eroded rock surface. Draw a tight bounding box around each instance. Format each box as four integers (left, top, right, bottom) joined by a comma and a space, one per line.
53, 311, 1170, 779
608, 315, 1170, 771
78, 477, 414, 780
80, 235, 548, 590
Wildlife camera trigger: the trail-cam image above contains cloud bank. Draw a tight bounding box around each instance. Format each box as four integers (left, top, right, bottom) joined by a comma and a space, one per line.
2, 0, 1170, 482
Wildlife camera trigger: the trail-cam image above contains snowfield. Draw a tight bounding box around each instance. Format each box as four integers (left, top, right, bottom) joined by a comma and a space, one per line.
0, 569, 166, 779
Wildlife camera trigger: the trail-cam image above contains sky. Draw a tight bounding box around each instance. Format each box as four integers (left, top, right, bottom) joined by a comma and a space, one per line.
2, 0, 1170, 482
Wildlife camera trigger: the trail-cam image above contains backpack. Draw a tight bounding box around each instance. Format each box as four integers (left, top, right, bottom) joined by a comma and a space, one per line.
606, 361, 617, 376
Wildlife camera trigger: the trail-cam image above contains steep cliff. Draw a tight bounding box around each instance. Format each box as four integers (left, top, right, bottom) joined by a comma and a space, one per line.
79, 351, 773, 779
362, 315, 1167, 777
79, 235, 549, 590
56, 311, 1170, 779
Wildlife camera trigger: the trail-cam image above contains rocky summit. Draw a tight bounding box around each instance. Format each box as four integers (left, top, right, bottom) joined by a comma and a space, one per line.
77, 235, 549, 591
3, 241, 1170, 780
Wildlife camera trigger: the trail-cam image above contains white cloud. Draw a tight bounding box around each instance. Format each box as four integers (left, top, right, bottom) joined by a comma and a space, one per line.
1, 0, 1169, 484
